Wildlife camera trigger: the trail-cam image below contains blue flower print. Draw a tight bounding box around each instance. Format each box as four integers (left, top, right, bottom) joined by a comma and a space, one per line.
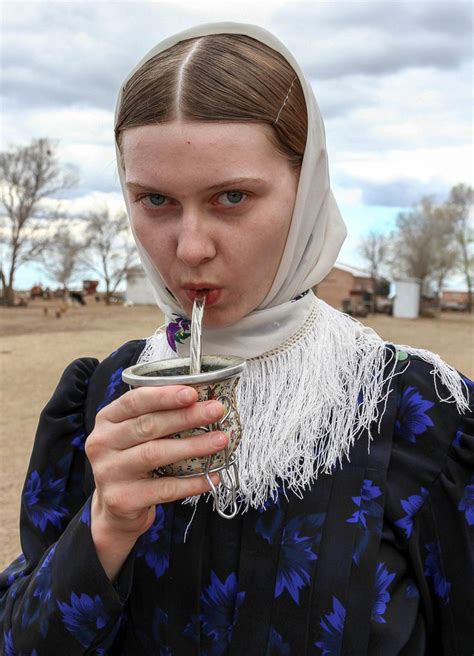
453, 429, 463, 448
3, 630, 14, 656
256, 508, 285, 546
58, 592, 109, 649
259, 486, 285, 512
346, 479, 383, 565
21, 545, 56, 637
1, 631, 38, 656
66, 414, 85, 450
424, 542, 451, 604
395, 487, 429, 539
3, 629, 38, 656
267, 626, 291, 655
81, 499, 91, 527
255, 487, 286, 545
24, 470, 69, 532
4, 554, 26, 586
71, 430, 86, 450
458, 475, 474, 526
346, 479, 382, 529
315, 596, 346, 656
97, 367, 124, 412
405, 581, 420, 599
183, 613, 200, 643
199, 571, 245, 655
461, 374, 474, 390
274, 513, 326, 604
136, 505, 170, 579
394, 386, 434, 443
371, 562, 395, 624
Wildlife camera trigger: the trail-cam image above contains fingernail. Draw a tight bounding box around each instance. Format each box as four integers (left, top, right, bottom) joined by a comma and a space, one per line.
204, 401, 223, 420
211, 432, 228, 447
177, 388, 196, 403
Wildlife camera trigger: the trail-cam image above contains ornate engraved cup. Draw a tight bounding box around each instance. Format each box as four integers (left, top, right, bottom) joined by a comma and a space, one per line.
122, 355, 246, 519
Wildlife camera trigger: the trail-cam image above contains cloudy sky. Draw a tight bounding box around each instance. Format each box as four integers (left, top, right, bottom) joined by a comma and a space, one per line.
1, 0, 472, 289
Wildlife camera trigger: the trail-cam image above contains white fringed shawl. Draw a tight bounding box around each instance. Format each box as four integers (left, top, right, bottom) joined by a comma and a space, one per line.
138, 295, 470, 514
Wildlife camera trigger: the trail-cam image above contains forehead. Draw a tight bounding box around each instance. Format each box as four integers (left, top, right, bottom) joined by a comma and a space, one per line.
120, 121, 284, 186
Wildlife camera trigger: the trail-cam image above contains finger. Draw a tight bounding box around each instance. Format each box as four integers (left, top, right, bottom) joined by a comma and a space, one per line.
111, 431, 229, 480
107, 398, 225, 450
102, 472, 222, 516
101, 385, 198, 423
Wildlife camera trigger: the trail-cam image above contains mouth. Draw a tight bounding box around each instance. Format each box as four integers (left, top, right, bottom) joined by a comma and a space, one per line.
182, 285, 223, 307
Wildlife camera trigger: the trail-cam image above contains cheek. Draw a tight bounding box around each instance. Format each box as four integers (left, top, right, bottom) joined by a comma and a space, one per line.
130, 211, 148, 242
132, 216, 175, 276
235, 219, 288, 287
256, 204, 293, 269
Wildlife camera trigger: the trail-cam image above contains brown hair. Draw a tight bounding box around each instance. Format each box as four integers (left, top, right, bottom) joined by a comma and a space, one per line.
115, 34, 307, 172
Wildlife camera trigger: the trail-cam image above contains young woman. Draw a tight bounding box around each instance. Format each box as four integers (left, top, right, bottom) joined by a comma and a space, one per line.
1, 21, 473, 655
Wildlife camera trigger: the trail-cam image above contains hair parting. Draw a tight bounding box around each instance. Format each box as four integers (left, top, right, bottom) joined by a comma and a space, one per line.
175, 38, 203, 116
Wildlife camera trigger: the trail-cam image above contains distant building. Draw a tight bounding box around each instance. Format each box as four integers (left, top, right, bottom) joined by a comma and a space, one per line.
314, 263, 375, 314
82, 280, 99, 295
441, 290, 469, 310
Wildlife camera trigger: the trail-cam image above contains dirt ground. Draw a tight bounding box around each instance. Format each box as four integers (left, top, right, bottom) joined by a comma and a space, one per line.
1, 300, 473, 569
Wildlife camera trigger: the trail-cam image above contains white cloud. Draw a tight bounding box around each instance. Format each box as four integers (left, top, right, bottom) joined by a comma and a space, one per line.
334, 146, 472, 187
271, 0, 472, 78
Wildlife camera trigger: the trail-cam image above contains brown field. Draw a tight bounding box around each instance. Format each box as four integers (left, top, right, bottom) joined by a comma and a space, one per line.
1, 300, 473, 569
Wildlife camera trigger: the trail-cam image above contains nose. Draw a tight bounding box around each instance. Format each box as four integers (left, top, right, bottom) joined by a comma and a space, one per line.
176, 208, 216, 267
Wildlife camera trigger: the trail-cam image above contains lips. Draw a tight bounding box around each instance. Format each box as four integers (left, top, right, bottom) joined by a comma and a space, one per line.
182, 286, 222, 307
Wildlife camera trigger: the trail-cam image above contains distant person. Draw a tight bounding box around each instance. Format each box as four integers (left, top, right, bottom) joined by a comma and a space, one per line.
1, 22, 472, 655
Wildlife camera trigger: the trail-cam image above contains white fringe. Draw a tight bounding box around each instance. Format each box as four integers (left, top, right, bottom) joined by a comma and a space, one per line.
138, 297, 470, 514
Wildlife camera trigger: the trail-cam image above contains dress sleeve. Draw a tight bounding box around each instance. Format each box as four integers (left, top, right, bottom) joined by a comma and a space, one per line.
0, 357, 136, 655
370, 357, 474, 655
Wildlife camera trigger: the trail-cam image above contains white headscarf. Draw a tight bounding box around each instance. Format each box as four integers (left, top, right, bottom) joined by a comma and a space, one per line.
114, 21, 347, 359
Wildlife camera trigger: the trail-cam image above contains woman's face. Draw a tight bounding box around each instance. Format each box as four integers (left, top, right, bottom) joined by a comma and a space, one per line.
121, 120, 299, 327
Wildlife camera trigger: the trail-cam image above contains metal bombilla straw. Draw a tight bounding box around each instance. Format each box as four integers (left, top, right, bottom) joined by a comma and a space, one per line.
190, 294, 240, 520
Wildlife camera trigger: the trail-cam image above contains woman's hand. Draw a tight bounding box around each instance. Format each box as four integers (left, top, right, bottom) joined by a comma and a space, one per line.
85, 385, 226, 580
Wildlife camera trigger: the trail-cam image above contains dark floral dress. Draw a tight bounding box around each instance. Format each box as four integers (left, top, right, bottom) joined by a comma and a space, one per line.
1, 340, 473, 655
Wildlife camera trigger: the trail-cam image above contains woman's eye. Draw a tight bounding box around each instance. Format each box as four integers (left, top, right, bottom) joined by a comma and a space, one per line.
218, 191, 247, 206
141, 194, 167, 208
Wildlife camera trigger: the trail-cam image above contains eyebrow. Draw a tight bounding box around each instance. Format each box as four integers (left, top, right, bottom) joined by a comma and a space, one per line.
125, 177, 268, 193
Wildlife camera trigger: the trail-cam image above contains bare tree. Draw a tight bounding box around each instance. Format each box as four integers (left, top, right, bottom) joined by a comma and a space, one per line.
80, 206, 138, 305
0, 138, 77, 305
447, 184, 473, 312
39, 221, 86, 291
358, 231, 389, 311
391, 195, 461, 308
390, 197, 436, 289
429, 204, 459, 307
